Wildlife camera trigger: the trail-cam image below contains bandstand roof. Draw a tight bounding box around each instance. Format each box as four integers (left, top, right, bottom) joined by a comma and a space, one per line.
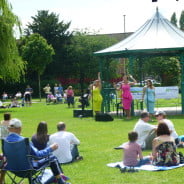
94, 8, 184, 57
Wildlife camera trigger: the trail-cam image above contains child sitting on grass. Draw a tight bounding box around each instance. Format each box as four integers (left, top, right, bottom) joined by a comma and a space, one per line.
123, 131, 150, 167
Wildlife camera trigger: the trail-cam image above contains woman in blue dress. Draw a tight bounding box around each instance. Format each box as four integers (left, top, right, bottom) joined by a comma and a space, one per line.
142, 79, 155, 120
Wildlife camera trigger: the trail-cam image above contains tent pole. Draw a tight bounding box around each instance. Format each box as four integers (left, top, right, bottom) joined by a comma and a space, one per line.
128, 56, 135, 116
99, 59, 104, 113
180, 54, 184, 114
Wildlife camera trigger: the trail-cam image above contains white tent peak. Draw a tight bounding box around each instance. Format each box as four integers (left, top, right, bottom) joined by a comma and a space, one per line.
94, 8, 184, 56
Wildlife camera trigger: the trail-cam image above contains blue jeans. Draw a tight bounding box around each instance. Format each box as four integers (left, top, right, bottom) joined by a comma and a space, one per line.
71, 144, 79, 161
34, 155, 63, 176
135, 156, 151, 167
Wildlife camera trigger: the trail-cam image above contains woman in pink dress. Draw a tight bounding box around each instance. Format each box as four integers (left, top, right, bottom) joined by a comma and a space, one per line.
118, 75, 136, 119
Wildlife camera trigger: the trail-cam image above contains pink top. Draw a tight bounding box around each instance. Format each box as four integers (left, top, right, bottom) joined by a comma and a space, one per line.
66, 89, 74, 97
123, 142, 142, 166
121, 83, 132, 100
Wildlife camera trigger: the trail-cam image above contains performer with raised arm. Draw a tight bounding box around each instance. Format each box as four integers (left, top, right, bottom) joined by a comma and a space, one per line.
116, 74, 137, 120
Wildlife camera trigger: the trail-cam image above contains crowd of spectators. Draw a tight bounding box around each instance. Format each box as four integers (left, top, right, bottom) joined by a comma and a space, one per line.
0, 113, 83, 183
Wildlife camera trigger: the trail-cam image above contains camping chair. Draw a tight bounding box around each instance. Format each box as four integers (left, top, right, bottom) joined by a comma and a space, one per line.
2, 138, 52, 184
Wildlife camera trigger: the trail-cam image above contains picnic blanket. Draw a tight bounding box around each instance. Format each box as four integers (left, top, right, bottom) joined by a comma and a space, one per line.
107, 161, 184, 171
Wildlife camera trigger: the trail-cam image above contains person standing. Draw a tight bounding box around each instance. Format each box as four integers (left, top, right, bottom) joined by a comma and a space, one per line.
54, 83, 59, 95
117, 74, 136, 120
43, 84, 51, 102
66, 86, 74, 108
58, 84, 64, 96
142, 79, 155, 120
49, 122, 82, 164
91, 72, 103, 115
24, 85, 33, 106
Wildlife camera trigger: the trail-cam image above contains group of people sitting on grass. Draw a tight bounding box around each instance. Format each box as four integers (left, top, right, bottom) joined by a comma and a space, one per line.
0, 113, 83, 184
0, 86, 34, 108
43, 84, 75, 107
122, 111, 184, 168
0, 98, 21, 109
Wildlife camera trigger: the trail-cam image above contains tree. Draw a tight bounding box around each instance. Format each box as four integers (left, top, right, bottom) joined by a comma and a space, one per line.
67, 31, 117, 77
170, 12, 177, 27
179, 10, 184, 31
65, 30, 117, 111
21, 33, 54, 100
133, 56, 180, 86
0, 0, 25, 82
25, 10, 72, 78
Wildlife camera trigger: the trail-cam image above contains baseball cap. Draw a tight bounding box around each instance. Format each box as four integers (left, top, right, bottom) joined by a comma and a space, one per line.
155, 111, 166, 116
8, 118, 22, 128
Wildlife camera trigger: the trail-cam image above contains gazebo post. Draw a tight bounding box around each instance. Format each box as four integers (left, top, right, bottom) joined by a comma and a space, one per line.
99, 59, 105, 113
180, 54, 184, 114
128, 56, 135, 116
138, 57, 144, 110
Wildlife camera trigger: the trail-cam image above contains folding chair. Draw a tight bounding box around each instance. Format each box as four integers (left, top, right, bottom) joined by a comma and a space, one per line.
116, 101, 125, 117
2, 138, 52, 184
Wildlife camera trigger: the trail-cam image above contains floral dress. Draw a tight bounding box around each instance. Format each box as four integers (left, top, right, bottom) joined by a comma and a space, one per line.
153, 141, 180, 166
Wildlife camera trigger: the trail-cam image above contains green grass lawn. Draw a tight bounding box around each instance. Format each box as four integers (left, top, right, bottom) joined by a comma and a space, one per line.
0, 100, 184, 184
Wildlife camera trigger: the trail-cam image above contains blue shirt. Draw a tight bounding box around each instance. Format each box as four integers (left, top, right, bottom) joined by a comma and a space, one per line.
6, 133, 53, 157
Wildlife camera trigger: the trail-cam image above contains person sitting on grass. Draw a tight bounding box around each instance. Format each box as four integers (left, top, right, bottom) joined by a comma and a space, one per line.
31, 121, 50, 150
123, 131, 151, 167
155, 111, 179, 146
152, 122, 180, 166
47, 92, 57, 104
49, 122, 83, 164
0, 101, 7, 109
9, 98, 20, 108
0, 113, 11, 139
55, 91, 63, 103
133, 112, 157, 150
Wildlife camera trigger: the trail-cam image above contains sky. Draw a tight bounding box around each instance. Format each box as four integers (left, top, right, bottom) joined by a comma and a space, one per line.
9, 0, 184, 35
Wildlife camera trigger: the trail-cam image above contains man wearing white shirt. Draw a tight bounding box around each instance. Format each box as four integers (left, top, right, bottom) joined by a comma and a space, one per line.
49, 122, 82, 164
155, 111, 179, 145
134, 112, 156, 149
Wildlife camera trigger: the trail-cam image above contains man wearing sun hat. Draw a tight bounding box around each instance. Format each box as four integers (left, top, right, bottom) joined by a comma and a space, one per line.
5, 118, 67, 184
155, 111, 179, 145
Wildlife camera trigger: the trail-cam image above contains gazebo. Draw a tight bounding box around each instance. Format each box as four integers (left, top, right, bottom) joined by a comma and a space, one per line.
94, 8, 184, 114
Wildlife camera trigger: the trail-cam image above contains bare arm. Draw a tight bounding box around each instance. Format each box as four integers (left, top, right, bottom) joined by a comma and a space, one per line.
138, 150, 143, 160
142, 86, 146, 100
129, 75, 137, 85
98, 72, 102, 90
98, 72, 101, 81
152, 138, 158, 159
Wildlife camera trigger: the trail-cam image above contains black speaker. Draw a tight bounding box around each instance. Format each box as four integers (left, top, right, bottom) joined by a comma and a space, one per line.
95, 113, 114, 121
73, 109, 93, 117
